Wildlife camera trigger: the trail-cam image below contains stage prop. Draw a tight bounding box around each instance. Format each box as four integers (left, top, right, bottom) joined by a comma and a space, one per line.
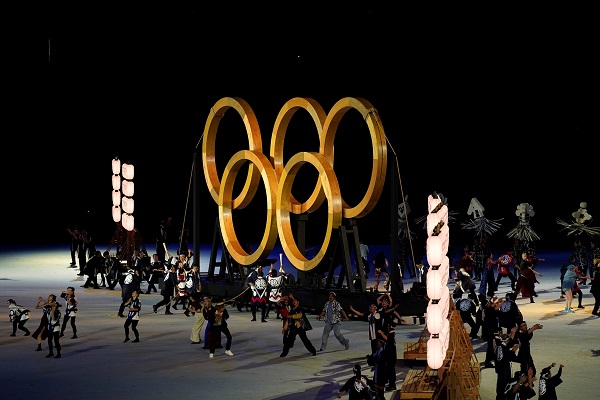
193, 96, 427, 315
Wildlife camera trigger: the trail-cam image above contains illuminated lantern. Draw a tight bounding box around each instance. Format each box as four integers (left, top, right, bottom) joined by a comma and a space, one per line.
427, 336, 444, 369
122, 213, 134, 231
426, 269, 443, 300
112, 190, 121, 207
122, 180, 134, 197
122, 197, 134, 214
112, 158, 121, 175
112, 175, 121, 191
426, 236, 444, 266
427, 301, 443, 334
121, 163, 134, 180
112, 206, 121, 222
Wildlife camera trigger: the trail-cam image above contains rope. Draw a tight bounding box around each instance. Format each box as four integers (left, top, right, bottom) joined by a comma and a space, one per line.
373, 109, 418, 278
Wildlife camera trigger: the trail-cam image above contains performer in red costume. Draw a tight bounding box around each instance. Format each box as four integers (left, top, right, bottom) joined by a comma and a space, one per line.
495, 250, 517, 291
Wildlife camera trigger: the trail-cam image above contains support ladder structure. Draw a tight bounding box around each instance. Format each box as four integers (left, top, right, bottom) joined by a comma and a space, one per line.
401, 300, 481, 400
106, 222, 146, 268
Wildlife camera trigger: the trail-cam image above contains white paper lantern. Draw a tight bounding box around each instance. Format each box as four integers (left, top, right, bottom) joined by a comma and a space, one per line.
122, 180, 134, 197
122, 196, 134, 214
112, 158, 121, 175
122, 213, 134, 231
426, 236, 444, 266
112, 175, 121, 191
427, 337, 444, 369
426, 301, 443, 334
121, 163, 134, 180
112, 206, 121, 222
426, 269, 443, 300
112, 190, 121, 207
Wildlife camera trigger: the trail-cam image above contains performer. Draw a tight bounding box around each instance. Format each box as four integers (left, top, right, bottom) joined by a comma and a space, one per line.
247, 265, 268, 322
494, 326, 520, 400
152, 262, 177, 315
379, 321, 398, 392
452, 267, 478, 305
495, 250, 518, 291
67, 228, 82, 267
515, 252, 543, 303
455, 250, 475, 278
359, 239, 370, 278
371, 251, 390, 292
7, 299, 31, 337
316, 291, 350, 352
266, 262, 285, 318
183, 264, 201, 317
367, 338, 388, 400
538, 363, 564, 400
45, 300, 62, 358
59, 286, 78, 339
504, 370, 536, 400
123, 290, 141, 343
280, 296, 317, 357
516, 321, 542, 376
348, 304, 384, 354
337, 364, 374, 400
32, 295, 54, 352
188, 292, 205, 344
275, 291, 294, 345
202, 297, 223, 350
207, 301, 234, 358
479, 252, 499, 297
453, 292, 481, 339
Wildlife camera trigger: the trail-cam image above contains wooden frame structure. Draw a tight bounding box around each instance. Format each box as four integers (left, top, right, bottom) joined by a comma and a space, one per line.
401, 300, 481, 400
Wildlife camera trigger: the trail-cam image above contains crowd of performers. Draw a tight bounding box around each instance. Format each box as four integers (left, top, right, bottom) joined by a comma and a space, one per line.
452, 285, 568, 400
7, 223, 600, 400
451, 236, 600, 315
448, 235, 600, 400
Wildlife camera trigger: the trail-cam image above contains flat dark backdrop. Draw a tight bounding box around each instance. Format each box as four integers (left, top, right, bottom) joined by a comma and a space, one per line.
4, 4, 597, 253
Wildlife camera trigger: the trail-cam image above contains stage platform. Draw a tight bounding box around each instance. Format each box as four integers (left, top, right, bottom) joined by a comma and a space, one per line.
1, 245, 598, 400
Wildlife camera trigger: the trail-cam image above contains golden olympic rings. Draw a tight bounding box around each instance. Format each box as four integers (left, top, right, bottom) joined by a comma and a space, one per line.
202, 96, 387, 271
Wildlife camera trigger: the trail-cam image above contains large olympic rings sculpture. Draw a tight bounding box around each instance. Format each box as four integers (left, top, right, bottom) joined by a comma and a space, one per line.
201, 97, 387, 271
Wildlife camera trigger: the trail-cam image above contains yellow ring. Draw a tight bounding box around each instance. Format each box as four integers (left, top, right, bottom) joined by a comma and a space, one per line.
219, 150, 279, 265
321, 97, 387, 218
277, 152, 342, 271
202, 97, 387, 272
202, 97, 262, 209
270, 97, 327, 214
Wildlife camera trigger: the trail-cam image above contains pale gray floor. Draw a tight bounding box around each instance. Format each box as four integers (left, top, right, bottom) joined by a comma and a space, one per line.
1, 245, 598, 400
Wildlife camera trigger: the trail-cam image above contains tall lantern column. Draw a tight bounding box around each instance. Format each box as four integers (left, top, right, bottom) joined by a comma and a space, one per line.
425, 192, 450, 370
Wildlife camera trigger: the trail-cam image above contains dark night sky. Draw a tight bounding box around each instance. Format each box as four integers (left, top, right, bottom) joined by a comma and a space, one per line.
4, 5, 597, 253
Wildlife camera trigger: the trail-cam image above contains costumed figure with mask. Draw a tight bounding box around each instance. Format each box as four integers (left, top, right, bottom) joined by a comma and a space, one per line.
247, 265, 268, 322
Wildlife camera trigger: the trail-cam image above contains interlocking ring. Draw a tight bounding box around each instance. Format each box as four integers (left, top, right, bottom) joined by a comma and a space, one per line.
202, 96, 387, 271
